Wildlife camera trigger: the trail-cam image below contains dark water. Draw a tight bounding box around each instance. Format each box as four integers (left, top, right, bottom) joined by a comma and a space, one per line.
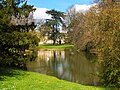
26, 49, 101, 86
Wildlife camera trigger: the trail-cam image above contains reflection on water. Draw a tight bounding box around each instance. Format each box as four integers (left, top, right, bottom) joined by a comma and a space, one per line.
26, 49, 101, 86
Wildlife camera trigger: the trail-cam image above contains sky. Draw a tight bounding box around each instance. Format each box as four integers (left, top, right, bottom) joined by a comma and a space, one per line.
27, 0, 93, 12
27, 0, 95, 20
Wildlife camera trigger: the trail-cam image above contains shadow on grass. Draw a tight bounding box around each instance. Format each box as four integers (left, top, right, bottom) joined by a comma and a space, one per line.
0, 67, 29, 81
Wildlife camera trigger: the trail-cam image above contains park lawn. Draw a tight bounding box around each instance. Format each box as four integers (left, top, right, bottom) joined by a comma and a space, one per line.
38, 44, 74, 49
0, 68, 106, 90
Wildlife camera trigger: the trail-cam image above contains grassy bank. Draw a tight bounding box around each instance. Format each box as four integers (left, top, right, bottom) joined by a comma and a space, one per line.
38, 44, 74, 50
0, 68, 106, 90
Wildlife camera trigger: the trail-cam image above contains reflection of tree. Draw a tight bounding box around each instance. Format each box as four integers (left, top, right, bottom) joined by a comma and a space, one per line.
64, 50, 101, 85
52, 51, 57, 75
29, 50, 38, 61
84, 52, 97, 62
49, 50, 70, 79
27, 50, 101, 85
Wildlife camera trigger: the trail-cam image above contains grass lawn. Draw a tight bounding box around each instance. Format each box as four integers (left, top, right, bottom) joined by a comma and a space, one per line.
0, 68, 106, 90
38, 44, 74, 50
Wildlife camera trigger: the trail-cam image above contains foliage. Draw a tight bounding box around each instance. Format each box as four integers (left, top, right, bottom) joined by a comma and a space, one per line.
38, 25, 52, 41
0, 31, 39, 66
65, 7, 80, 44
66, 0, 120, 87
66, 9, 97, 51
0, 68, 106, 90
45, 9, 66, 45
96, 1, 120, 87
0, 0, 39, 67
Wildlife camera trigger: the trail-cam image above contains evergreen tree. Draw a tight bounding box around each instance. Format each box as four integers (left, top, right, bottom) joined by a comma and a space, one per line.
0, 0, 39, 68
46, 9, 65, 45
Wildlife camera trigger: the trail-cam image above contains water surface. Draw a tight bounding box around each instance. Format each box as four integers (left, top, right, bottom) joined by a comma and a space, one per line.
26, 49, 101, 86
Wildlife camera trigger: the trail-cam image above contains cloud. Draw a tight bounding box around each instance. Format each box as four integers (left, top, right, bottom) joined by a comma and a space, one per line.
33, 4, 96, 20
71, 4, 96, 12
33, 7, 51, 19
74, 4, 91, 11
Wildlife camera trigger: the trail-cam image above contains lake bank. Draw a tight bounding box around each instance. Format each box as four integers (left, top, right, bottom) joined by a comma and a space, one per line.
0, 67, 105, 90
38, 44, 74, 50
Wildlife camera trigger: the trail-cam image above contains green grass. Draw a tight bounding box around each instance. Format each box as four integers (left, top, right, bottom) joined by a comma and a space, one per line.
38, 44, 74, 50
0, 68, 106, 90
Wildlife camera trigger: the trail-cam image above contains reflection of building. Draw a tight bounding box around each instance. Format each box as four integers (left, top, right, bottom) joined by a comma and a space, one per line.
38, 50, 65, 61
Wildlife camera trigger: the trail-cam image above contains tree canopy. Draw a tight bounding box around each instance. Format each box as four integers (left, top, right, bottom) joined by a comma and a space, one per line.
0, 0, 39, 68
44, 9, 66, 45
66, 0, 120, 87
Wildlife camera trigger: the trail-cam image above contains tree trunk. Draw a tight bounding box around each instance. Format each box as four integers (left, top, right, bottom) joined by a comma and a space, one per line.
59, 39, 61, 44
53, 39, 56, 45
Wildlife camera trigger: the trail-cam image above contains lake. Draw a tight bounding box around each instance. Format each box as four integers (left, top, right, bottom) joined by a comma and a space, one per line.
26, 49, 101, 86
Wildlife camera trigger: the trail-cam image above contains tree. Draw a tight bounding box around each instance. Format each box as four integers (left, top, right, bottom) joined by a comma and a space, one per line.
66, 5, 79, 25
38, 24, 52, 42
66, 6, 96, 50
65, 6, 79, 44
0, 0, 39, 67
66, 0, 120, 87
96, 0, 120, 87
46, 9, 65, 45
